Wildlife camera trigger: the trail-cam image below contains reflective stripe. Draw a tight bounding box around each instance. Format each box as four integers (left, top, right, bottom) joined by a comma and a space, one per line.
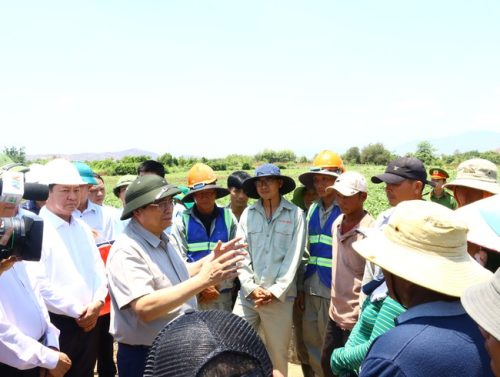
185, 208, 233, 254
182, 213, 190, 235
308, 256, 332, 268
308, 234, 332, 246
224, 209, 232, 233
306, 202, 319, 222
187, 241, 219, 252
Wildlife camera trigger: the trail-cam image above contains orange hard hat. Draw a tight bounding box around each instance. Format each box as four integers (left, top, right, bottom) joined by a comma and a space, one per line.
187, 163, 217, 188
312, 150, 345, 170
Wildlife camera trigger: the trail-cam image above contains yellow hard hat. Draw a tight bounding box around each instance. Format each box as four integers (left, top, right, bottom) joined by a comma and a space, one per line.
298, 150, 345, 188
183, 163, 229, 203
187, 163, 217, 188
312, 150, 344, 170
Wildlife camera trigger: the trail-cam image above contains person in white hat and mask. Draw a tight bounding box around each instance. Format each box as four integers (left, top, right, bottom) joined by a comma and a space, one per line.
24, 159, 107, 377
354, 200, 493, 377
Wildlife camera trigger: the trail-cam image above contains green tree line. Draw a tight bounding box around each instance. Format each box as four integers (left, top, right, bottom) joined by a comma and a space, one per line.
3, 142, 499, 176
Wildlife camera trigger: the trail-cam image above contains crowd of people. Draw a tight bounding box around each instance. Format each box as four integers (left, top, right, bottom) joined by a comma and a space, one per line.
0, 151, 499, 377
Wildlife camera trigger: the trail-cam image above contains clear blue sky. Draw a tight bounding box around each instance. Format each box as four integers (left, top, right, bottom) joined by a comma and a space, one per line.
1, 1, 499, 158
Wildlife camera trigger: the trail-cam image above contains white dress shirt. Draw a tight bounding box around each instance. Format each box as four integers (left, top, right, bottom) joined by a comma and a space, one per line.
25, 206, 108, 318
73, 200, 117, 244
0, 262, 60, 370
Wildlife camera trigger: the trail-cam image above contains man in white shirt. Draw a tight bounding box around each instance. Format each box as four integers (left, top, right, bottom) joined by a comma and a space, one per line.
72, 162, 116, 244
25, 159, 107, 377
72, 165, 117, 377
0, 199, 71, 377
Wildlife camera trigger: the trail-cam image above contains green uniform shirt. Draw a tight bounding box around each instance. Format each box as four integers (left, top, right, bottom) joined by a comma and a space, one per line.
425, 190, 457, 210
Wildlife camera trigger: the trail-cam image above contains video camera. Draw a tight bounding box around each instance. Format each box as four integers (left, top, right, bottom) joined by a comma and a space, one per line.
0, 171, 48, 261
0, 216, 44, 261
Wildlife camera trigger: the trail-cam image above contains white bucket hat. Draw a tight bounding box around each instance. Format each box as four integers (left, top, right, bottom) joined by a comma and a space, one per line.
455, 195, 500, 252
327, 171, 367, 196
444, 158, 500, 194
461, 268, 500, 340
353, 200, 493, 297
42, 158, 86, 186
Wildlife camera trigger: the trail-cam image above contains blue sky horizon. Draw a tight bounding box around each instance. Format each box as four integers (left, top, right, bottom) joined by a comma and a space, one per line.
1, 1, 499, 159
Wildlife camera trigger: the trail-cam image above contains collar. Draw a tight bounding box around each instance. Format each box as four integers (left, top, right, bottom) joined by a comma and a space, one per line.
396, 300, 465, 325
251, 196, 294, 212
40, 206, 76, 229
74, 200, 98, 216
129, 218, 168, 248
337, 211, 372, 240
318, 199, 335, 212
193, 204, 219, 220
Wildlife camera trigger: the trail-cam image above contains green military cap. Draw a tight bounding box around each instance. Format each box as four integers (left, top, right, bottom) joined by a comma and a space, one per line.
429, 168, 449, 180
113, 174, 138, 198
121, 175, 181, 220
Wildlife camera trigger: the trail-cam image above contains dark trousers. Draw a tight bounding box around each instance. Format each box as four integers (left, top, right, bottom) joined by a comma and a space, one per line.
117, 343, 151, 377
0, 364, 39, 377
49, 313, 99, 377
96, 314, 117, 377
321, 318, 352, 377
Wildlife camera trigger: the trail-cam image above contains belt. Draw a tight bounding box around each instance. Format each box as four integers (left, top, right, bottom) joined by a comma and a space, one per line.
118, 342, 151, 350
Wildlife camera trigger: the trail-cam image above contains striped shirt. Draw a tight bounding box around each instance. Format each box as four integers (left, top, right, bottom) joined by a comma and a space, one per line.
331, 295, 405, 376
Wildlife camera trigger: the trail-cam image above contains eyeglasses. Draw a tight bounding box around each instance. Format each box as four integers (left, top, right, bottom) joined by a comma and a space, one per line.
148, 198, 174, 210
255, 177, 277, 187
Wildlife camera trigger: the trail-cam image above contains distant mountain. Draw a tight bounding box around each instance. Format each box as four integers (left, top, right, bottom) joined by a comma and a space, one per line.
27, 148, 158, 161
392, 130, 500, 155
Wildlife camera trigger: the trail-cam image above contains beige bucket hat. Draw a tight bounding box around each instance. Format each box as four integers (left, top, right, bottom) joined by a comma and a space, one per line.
444, 158, 500, 194
461, 268, 500, 340
456, 195, 500, 252
353, 200, 493, 297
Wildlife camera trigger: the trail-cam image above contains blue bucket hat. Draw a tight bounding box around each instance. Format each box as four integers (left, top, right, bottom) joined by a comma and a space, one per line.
242, 163, 296, 199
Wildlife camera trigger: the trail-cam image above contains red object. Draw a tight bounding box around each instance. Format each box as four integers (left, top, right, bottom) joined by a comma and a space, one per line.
98, 243, 112, 316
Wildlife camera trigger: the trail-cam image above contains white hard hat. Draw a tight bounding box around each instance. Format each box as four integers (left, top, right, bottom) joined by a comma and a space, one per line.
42, 158, 86, 185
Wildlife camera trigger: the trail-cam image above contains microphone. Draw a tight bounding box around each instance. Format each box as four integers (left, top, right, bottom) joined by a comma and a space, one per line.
0, 180, 49, 202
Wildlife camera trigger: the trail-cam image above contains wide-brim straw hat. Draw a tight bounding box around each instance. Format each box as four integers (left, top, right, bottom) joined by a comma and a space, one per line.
182, 183, 230, 203
353, 200, 493, 297
455, 195, 500, 252
242, 163, 296, 199
444, 158, 500, 195
461, 268, 500, 341
121, 175, 180, 220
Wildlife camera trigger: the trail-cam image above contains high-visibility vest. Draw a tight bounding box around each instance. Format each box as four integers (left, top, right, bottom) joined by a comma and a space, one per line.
304, 202, 341, 288
183, 207, 233, 262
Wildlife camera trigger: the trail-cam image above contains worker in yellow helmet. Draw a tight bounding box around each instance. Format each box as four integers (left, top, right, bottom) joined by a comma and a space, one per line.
171, 163, 238, 311
297, 150, 345, 377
